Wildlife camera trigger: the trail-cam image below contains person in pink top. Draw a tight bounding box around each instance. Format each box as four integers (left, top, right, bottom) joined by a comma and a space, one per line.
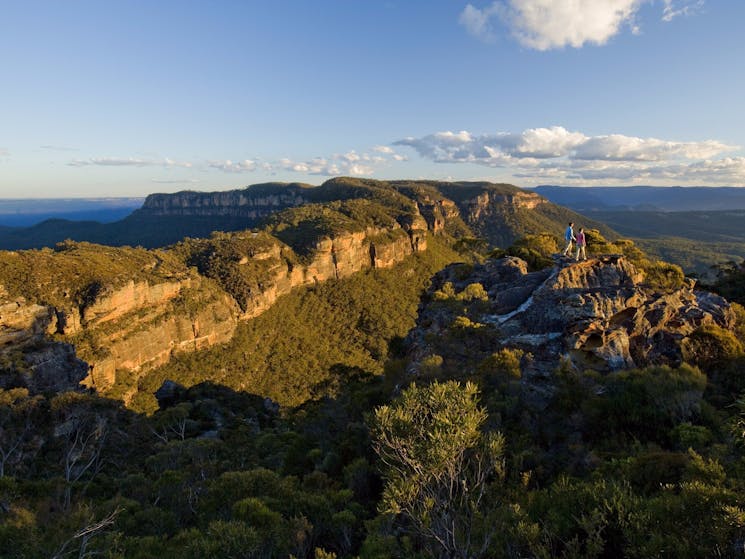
575, 227, 587, 261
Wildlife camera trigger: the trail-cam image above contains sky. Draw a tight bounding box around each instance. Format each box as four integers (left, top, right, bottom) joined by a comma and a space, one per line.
1, 0, 744, 197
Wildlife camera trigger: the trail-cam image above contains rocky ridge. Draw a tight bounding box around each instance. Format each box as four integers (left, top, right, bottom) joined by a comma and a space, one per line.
0, 177, 610, 398
0, 215, 427, 396
141, 182, 314, 219
407, 254, 735, 403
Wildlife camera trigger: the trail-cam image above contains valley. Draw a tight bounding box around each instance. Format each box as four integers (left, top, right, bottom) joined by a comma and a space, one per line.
2, 179, 745, 558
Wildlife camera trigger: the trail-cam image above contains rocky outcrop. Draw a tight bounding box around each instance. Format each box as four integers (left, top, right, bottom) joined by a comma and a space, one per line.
414, 197, 461, 234
0, 294, 57, 345
407, 255, 735, 402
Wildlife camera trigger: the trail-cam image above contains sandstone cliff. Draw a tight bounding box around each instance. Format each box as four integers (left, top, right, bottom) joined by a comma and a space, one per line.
0, 205, 428, 396
0, 177, 610, 399
140, 182, 313, 219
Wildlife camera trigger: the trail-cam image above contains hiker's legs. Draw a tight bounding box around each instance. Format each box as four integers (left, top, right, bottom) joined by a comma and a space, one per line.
563, 240, 573, 256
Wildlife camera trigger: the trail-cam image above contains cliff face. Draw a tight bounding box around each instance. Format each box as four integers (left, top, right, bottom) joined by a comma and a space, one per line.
407, 255, 735, 404
192, 225, 426, 320
0, 177, 605, 399
0, 217, 428, 396
457, 190, 547, 222
141, 185, 312, 218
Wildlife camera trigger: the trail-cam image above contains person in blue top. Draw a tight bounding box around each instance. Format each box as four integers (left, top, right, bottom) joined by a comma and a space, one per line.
561, 222, 575, 257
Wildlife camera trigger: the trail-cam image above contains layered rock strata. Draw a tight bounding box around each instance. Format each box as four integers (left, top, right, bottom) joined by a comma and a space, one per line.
0, 223, 427, 394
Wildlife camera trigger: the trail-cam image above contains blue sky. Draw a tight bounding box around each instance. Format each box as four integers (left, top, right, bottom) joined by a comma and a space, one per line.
1, 0, 744, 197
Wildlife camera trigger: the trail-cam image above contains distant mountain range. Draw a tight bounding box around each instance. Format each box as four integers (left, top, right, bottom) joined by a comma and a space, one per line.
0, 178, 610, 250
0, 197, 144, 226
532, 186, 745, 212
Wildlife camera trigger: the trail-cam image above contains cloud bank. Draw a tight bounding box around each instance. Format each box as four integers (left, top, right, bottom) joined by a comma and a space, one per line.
67, 148, 407, 178
395, 126, 745, 185
69, 157, 193, 168
460, 0, 704, 50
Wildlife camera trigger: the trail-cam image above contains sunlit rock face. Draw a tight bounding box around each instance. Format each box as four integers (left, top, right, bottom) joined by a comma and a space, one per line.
0, 221, 427, 398
406, 255, 734, 403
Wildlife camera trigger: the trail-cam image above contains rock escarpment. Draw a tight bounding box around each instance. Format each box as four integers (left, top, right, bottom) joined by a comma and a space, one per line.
140, 182, 313, 219
0, 176, 609, 398
407, 255, 735, 402
0, 211, 428, 396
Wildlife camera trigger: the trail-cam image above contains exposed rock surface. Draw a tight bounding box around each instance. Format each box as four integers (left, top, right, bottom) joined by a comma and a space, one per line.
407, 255, 735, 403
0, 220, 427, 396
0, 177, 606, 398
141, 183, 313, 219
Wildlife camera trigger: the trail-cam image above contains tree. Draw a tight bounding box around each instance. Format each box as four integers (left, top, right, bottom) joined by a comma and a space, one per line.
370, 381, 505, 559
51, 393, 110, 511
0, 388, 41, 478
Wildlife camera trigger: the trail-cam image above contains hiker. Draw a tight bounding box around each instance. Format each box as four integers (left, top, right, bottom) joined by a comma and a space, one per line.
575, 227, 587, 261
562, 222, 575, 257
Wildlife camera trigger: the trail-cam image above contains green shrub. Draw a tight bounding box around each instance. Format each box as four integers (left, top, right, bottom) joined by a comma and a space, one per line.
456, 282, 489, 301
478, 348, 523, 380
587, 364, 707, 444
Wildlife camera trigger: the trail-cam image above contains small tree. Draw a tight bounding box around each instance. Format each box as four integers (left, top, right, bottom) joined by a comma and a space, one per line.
51, 393, 110, 511
0, 388, 41, 478
370, 381, 505, 559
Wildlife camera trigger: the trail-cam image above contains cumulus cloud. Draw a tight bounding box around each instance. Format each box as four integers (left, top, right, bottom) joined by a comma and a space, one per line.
69, 157, 192, 168
396, 126, 590, 163
206, 159, 257, 173
395, 126, 744, 185
273, 148, 404, 177
573, 135, 735, 161
373, 145, 395, 154
460, 0, 704, 50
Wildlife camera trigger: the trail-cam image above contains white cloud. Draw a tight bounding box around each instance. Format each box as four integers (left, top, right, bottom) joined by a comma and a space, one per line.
395, 126, 745, 185
0, 148, 9, 158
348, 164, 375, 176
206, 159, 257, 173
396, 126, 589, 162
64, 142, 408, 181
275, 146, 407, 177
662, 0, 704, 22
460, 0, 705, 50
279, 157, 336, 175
459, 3, 502, 42
341, 151, 361, 162
504, 0, 643, 50
69, 157, 192, 168
373, 145, 395, 154
573, 135, 735, 161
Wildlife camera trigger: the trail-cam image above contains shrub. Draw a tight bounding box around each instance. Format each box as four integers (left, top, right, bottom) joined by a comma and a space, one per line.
478, 348, 524, 380
587, 364, 707, 444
